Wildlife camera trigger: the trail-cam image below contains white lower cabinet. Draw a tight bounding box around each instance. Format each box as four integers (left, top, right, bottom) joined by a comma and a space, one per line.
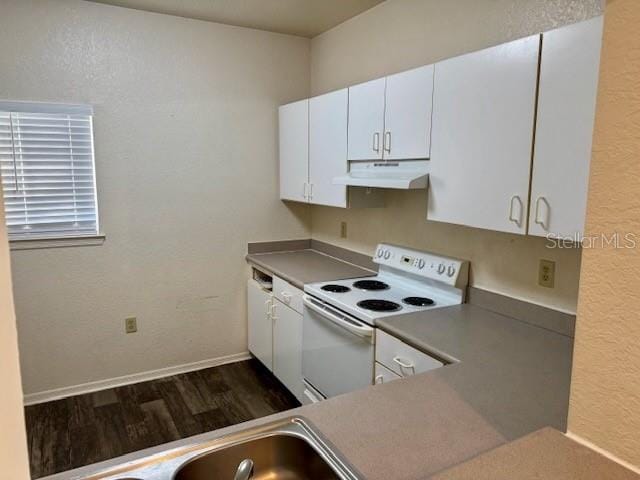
247, 278, 273, 370
374, 361, 401, 385
273, 276, 304, 314
272, 298, 304, 402
375, 330, 444, 378
247, 273, 304, 403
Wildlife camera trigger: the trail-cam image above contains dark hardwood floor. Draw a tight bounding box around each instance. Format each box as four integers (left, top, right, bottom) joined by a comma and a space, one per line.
24, 359, 300, 479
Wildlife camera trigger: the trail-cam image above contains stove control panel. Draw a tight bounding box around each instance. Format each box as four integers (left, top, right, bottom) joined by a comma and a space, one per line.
374, 244, 469, 288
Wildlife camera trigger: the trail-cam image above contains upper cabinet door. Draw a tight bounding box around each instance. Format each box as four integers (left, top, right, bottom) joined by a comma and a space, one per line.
309, 89, 348, 208
347, 78, 386, 161
529, 17, 603, 239
428, 35, 540, 235
279, 99, 309, 203
383, 65, 434, 160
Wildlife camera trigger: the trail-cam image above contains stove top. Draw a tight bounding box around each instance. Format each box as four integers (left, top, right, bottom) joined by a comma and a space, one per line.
353, 279, 389, 291
303, 244, 469, 325
357, 299, 402, 312
403, 296, 435, 307
304, 274, 461, 324
321, 284, 351, 293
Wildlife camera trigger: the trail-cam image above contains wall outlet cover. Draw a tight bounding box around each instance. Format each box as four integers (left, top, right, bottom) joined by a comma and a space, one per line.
539, 260, 556, 288
125, 317, 138, 334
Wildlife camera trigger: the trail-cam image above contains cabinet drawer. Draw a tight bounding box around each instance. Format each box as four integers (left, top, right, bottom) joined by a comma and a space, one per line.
374, 361, 401, 385
376, 330, 444, 377
273, 276, 304, 314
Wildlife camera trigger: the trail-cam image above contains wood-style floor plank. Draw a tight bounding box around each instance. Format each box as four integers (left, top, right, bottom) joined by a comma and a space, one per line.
25, 359, 299, 479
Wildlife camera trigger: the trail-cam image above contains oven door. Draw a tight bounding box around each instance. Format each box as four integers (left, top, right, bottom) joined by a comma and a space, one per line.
302, 294, 375, 399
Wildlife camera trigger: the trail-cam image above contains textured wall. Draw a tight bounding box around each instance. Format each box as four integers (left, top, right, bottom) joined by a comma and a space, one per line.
568, 0, 640, 467
0, 192, 30, 476
1, 0, 310, 395
309, 0, 602, 313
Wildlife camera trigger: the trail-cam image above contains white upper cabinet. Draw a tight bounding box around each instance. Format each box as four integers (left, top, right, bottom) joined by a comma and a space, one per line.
347, 67, 435, 161
279, 99, 308, 202
428, 35, 540, 235
309, 89, 348, 208
529, 17, 603, 239
383, 65, 434, 160
347, 78, 386, 161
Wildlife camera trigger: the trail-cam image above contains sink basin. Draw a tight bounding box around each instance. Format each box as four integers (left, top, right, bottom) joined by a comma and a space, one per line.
173, 418, 356, 480
84, 418, 360, 480
174, 434, 341, 479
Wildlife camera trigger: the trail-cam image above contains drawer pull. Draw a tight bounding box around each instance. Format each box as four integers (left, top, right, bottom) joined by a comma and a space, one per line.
393, 356, 416, 375
281, 291, 292, 303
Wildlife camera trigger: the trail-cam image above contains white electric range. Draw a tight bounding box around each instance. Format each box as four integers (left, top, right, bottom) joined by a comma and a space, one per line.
301, 243, 469, 402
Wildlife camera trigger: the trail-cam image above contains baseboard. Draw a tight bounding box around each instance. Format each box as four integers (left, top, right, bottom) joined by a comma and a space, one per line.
565, 431, 640, 474
23, 352, 252, 406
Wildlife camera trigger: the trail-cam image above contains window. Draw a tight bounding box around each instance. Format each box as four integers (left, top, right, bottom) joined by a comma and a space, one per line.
0, 102, 100, 241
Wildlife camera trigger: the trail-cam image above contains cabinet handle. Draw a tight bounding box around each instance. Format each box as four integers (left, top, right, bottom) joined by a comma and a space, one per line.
534, 196, 550, 230
393, 356, 415, 375
309, 183, 313, 200
384, 131, 391, 154
375, 374, 384, 384
508, 195, 523, 227
372, 132, 380, 152
270, 302, 277, 320
265, 299, 271, 319
303, 182, 308, 200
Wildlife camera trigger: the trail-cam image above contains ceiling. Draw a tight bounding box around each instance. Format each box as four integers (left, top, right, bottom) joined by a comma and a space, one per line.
86, 0, 385, 37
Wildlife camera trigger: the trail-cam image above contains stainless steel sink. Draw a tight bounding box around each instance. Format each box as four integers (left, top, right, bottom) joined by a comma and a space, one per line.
175, 432, 343, 479
88, 418, 361, 480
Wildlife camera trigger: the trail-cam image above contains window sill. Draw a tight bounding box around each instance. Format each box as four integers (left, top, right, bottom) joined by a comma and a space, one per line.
9, 234, 106, 251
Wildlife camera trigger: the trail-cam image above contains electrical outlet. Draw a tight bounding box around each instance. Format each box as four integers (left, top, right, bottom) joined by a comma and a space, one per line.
538, 260, 555, 288
340, 221, 347, 238
125, 317, 137, 334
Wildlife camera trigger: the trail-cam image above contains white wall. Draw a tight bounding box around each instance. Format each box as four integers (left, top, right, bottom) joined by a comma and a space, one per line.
309, 0, 603, 313
0, 0, 311, 395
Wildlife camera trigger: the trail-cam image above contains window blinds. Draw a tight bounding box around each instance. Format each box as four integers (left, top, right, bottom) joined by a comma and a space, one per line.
0, 102, 99, 239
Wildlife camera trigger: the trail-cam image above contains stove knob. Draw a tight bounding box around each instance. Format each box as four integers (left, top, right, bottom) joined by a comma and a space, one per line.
377, 248, 384, 258
437, 263, 446, 274
417, 259, 426, 269
447, 265, 456, 277
384, 250, 391, 260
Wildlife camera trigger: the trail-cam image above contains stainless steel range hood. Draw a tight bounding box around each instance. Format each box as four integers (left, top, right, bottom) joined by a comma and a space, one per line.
332, 160, 429, 190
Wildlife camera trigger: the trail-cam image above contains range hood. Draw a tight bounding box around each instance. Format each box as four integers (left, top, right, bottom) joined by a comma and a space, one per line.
333, 160, 429, 190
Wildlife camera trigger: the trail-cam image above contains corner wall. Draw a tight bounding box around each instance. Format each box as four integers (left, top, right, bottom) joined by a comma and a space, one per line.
0, 186, 29, 477
0, 0, 311, 395
568, 0, 640, 467
309, 0, 603, 313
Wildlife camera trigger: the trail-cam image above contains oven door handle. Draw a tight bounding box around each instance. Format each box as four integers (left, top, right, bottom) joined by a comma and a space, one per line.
303, 295, 374, 339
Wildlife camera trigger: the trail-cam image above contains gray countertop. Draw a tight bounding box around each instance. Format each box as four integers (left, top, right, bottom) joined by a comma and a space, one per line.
246, 249, 374, 288
429, 427, 640, 480
376, 303, 574, 440
56, 248, 587, 480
